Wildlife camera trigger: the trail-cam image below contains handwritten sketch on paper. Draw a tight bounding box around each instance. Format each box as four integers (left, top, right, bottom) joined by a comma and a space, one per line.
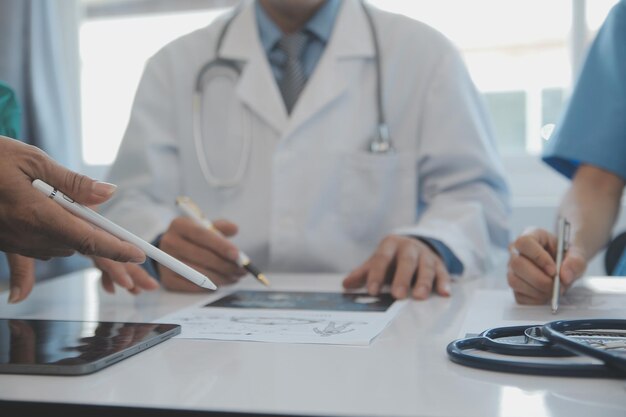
158, 290, 405, 345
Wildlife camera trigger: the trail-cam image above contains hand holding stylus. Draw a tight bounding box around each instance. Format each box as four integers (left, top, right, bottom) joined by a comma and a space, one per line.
32, 179, 216, 291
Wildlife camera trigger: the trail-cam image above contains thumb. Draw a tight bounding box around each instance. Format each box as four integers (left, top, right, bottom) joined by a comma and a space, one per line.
560, 247, 587, 286
39, 158, 117, 206
7, 254, 36, 303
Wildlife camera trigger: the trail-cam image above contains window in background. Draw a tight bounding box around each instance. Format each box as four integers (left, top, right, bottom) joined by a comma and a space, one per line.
80, 9, 228, 166
79, 0, 619, 168
369, 0, 572, 155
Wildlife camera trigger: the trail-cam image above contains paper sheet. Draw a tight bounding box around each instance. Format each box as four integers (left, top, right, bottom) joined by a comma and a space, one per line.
157, 290, 406, 345
460, 277, 626, 337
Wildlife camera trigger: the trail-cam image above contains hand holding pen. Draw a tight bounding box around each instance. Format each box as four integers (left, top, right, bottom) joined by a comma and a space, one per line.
551, 217, 570, 313
507, 222, 586, 306
176, 197, 270, 287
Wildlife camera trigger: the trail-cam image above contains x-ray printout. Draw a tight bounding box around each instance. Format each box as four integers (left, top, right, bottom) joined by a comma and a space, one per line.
460, 277, 626, 338
158, 290, 406, 345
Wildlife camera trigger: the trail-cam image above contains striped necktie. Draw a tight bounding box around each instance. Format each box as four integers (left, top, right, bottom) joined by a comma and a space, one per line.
277, 31, 308, 114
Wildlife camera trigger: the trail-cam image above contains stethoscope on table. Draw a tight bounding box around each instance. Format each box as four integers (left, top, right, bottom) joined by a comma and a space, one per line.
193, 1, 393, 188
447, 319, 626, 378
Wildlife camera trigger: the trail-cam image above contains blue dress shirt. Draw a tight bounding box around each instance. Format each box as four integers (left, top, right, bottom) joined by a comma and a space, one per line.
255, 0, 341, 83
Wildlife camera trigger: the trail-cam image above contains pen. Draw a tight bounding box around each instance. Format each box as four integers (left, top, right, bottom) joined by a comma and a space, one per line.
551, 217, 570, 314
176, 196, 270, 287
32, 179, 217, 291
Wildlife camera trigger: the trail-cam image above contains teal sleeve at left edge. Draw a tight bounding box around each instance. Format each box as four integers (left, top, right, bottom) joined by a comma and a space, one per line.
0, 81, 21, 139
542, 0, 626, 180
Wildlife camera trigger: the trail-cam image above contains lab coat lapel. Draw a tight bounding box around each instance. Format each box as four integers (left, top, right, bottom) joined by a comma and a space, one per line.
220, 2, 288, 134
283, 0, 375, 139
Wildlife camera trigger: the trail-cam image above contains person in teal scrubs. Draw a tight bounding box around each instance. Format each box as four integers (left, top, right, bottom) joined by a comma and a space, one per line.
0, 81, 20, 139
508, 0, 626, 304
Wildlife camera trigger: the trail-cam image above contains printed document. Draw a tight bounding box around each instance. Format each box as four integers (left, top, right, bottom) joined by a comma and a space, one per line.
157, 290, 405, 346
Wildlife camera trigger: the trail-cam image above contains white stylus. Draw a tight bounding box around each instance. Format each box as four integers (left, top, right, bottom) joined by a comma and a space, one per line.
32, 179, 216, 290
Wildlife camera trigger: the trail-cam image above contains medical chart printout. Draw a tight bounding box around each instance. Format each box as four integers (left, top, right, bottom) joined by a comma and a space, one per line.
157, 290, 406, 345
460, 277, 626, 337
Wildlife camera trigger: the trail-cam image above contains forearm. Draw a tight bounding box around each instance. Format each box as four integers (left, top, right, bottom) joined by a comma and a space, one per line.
559, 164, 625, 261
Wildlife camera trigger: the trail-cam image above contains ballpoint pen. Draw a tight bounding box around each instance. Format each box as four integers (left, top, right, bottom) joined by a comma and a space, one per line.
32, 179, 217, 291
176, 196, 270, 287
551, 217, 570, 314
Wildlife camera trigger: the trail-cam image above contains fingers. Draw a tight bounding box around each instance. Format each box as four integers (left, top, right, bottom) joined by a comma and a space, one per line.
342, 263, 369, 289
433, 262, 452, 297
342, 235, 453, 301
168, 217, 240, 263
507, 250, 555, 304
364, 237, 398, 295
507, 229, 557, 305
39, 201, 146, 262
559, 247, 587, 287
157, 217, 247, 293
101, 273, 116, 294
390, 245, 418, 299
412, 255, 451, 300
31, 149, 118, 206
508, 229, 587, 305
161, 231, 245, 277
94, 257, 159, 295
212, 219, 239, 238
510, 231, 557, 277
7, 253, 36, 303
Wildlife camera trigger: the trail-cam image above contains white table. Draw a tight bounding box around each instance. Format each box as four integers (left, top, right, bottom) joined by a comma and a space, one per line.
1, 269, 625, 417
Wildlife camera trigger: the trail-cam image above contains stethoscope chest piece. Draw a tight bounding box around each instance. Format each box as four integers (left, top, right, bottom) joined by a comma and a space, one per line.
369, 123, 394, 153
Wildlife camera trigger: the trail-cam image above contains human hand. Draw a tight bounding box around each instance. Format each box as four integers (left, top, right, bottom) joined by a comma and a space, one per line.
0, 136, 145, 262
342, 235, 451, 300
5, 253, 36, 303
507, 228, 587, 304
158, 217, 246, 291
92, 257, 160, 295
4, 252, 159, 304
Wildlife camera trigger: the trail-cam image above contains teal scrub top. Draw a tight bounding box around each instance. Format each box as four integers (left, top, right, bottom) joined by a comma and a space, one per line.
542, 0, 626, 180
0, 81, 20, 139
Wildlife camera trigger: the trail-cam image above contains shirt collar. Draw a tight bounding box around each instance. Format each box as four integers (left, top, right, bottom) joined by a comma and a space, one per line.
255, 0, 342, 53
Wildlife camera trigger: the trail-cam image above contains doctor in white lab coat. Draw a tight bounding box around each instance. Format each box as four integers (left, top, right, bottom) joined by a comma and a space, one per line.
98, 0, 510, 299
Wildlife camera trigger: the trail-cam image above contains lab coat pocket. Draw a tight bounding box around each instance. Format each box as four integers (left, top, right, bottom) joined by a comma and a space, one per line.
340, 152, 417, 241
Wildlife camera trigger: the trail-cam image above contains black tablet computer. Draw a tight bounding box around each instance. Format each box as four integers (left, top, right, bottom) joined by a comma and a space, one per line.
0, 319, 180, 376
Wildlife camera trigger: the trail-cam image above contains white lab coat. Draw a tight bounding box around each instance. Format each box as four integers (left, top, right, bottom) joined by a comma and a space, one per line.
103, 0, 510, 277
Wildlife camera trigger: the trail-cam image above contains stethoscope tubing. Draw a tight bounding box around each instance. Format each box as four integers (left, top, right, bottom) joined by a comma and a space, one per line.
447, 320, 626, 378
192, 1, 393, 187
479, 325, 571, 357
542, 319, 626, 374
446, 337, 622, 378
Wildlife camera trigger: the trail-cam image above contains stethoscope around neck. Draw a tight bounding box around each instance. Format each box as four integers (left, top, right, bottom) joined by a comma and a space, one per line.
193, 1, 392, 188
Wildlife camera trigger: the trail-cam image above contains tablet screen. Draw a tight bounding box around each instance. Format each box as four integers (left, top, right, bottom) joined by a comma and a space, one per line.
0, 319, 180, 375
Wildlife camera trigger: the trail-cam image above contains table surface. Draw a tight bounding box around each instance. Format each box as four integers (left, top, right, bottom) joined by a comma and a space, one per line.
1, 269, 625, 417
